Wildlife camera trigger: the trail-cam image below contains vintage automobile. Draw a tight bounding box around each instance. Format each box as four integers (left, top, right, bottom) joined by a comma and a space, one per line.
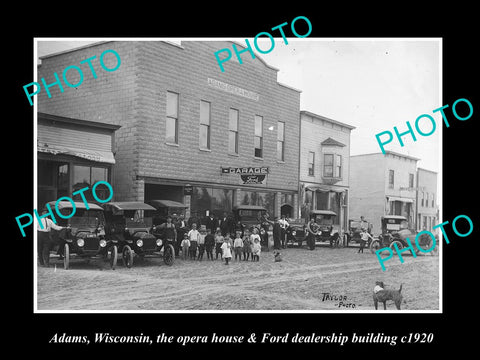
285, 218, 307, 248
48, 201, 115, 270
102, 201, 174, 267
308, 210, 341, 247
346, 219, 374, 247
232, 205, 272, 249
147, 199, 188, 226
370, 215, 435, 254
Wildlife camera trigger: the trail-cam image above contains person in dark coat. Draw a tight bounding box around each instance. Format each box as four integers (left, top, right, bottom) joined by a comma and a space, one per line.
174, 214, 188, 256
205, 213, 218, 234
272, 217, 281, 250
219, 211, 233, 237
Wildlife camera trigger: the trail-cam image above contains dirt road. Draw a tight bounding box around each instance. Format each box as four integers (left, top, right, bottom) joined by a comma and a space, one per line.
37, 245, 439, 311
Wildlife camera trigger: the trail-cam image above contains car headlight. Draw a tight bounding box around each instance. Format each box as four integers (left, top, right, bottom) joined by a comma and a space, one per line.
77, 239, 85, 247
136, 239, 143, 247
292, 231, 296, 236
156, 239, 162, 246
99, 239, 107, 247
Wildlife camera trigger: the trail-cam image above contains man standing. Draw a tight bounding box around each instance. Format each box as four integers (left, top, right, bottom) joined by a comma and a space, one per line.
219, 211, 232, 237
278, 214, 289, 249
272, 217, 281, 250
206, 212, 219, 234
174, 214, 188, 257
37, 208, 67, 267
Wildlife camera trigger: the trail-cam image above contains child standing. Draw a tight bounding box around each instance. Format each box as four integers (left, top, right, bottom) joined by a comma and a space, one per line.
252, 237, 261, 261
188, 223, 200, 260
233, 231, 243, 261
221, 236, 232, 265
358, 229, 373, 253
242, 230, 252, 261
215, 228, 224, 260
204, 228, 215, 261
197, 226, 206, 260
180, 233, 190, 261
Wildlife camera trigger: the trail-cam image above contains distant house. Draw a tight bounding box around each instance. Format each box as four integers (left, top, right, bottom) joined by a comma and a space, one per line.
349, 151, 419, 235
299, 110, 355, 237
416, 168, 438, 232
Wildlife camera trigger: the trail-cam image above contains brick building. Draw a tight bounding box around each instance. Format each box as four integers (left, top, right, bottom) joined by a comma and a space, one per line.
37, 40, 301, 219
349, 151, 419, 235
299, 111, 355, 236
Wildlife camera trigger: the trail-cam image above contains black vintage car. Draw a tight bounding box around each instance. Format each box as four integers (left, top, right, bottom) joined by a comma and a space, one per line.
49, 201, 116, 270
286, 210, 341, 248
346, 219, 373, 247
370, 215, 435, 254
102, 201, 174, 267
147, 199, 188, 226
232, 205, 272, 249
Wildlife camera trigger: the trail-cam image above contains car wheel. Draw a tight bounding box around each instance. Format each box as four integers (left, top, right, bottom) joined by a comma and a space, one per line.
163, 244, 175, 266
390, 240, 403, 253
64, 243, 70, 270
110, 245, 118, 270
122, 245, 134, 268
370, 240, 381, 254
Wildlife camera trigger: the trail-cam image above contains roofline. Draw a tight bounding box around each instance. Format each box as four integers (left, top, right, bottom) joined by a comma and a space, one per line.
351, 151, 420, 161
38, 41, 113, 60
38, 112, 121, 131
417, 167, 438, 174
300, 110, 356, 130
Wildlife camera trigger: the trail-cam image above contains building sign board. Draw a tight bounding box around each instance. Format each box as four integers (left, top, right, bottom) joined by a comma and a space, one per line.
207, 78, 259, 101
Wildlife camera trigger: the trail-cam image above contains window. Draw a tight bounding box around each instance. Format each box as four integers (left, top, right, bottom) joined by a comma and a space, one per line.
335, 154, 342, 178
277, 121, 285, 161
199, 100, 211, 149
389, 170, 394, 188
166, 91, 178, 144
228, 108, 239, 154
308, 151, 315, 176
324, 154, 334, 177
432, 194, 435, 207
425, 193, 429, 207
72, 165, 109, 202
254, 115, 263, 158
421, 192, 424, 207
409, 173, 414, 188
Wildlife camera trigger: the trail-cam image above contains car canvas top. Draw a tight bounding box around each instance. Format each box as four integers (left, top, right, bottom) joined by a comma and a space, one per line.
47, 201, 104, 211
103, 202, 156, 211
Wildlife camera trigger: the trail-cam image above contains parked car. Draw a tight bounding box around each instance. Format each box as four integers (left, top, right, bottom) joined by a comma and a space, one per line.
147, 199, 187, 226
102, 201, 174, 267
370, 215, 435, 254
232, 205, 272, 249
346, 219, 373, 247
285, 218, 307, 247
308, 210, 341, 247
48, 201, 115, 270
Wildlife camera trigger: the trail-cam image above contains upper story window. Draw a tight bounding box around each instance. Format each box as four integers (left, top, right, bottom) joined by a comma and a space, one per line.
199, 100, 211, 150
308, 151, 315, 176
228, 108, 239, 154
409, 173, 414, 188
254, 115, 263, 158
166, 91, 178, 144
277, 121, 285, 161
388, 170, 395, 188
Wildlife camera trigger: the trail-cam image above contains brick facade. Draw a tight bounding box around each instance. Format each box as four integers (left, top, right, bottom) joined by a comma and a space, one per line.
38, 40, 300, 218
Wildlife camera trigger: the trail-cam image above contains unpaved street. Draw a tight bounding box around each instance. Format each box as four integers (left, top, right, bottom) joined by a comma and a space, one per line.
37, 245, 439, 311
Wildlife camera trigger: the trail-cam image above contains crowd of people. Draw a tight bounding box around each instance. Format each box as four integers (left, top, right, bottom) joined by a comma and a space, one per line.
156, 211, 292, 264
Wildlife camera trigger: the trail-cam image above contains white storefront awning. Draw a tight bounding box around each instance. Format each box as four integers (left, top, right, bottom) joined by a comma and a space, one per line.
387, 196, 414, 203
37, 143, 116, 164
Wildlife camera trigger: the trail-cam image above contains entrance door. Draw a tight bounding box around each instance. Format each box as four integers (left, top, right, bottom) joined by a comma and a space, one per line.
280, 204, 293, 218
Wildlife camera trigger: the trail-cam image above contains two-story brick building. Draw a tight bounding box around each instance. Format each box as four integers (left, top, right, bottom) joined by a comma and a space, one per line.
349, 151, 419, 235
299, 111, 355, 236
37, 40, 301, 219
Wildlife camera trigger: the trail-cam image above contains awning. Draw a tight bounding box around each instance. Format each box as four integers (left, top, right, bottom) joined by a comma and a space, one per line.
103, 202, 156, 211
305, 185, 345, 193
38, 143, 115, 164
148, 200, 187, 209
387, 196, 414, 203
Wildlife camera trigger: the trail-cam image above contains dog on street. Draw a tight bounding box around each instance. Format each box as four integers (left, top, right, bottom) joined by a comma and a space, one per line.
373, 281, 403, 310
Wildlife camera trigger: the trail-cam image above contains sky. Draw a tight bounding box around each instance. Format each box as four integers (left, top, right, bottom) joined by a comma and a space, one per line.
36, 38, 441, 174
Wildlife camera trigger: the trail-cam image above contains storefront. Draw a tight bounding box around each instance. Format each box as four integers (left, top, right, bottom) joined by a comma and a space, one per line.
37, 113, 120, 208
